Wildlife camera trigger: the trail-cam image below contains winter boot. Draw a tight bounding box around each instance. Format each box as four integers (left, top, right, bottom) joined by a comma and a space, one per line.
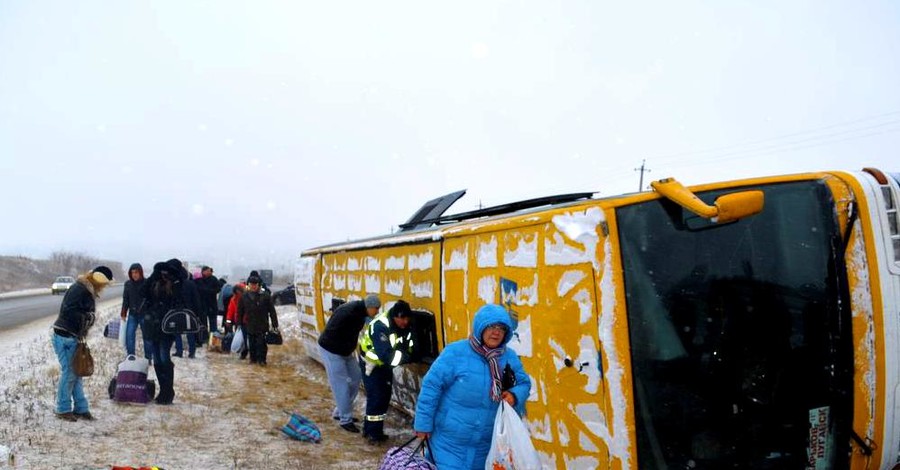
154, 361, 175, 405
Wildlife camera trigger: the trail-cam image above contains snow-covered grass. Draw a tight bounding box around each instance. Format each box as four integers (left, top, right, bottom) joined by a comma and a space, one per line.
0, 301, 413, 469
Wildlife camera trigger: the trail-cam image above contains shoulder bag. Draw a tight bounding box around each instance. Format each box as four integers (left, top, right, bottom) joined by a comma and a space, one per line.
72, 339, 94, 377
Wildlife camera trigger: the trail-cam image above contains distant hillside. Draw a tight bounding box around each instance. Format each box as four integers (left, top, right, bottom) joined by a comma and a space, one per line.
0, 253, 123, 293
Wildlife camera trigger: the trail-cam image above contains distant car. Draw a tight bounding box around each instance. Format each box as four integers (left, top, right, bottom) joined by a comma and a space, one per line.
272, 285, 296, 306
51, 276, 75, 295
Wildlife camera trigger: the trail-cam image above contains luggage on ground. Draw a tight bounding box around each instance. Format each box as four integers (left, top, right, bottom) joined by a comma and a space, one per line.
112, 355, 154, 404
280, 411, 322, 443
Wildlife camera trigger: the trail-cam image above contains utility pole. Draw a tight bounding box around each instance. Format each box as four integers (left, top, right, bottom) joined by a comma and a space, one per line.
634, 159, 651, 191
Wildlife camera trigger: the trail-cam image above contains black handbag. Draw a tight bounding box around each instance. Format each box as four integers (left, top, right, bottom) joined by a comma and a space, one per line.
265, 329, 283, 345
501, 364, 516, 391
161, 308, 200, 334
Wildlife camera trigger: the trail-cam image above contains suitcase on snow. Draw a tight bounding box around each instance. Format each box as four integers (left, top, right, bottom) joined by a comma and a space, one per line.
109, 355, 155, 404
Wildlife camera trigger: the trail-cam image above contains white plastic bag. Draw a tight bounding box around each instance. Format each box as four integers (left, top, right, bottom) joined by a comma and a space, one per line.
118, 317, 127, 349
230, 327, 245, 354
485, 401, 540, 470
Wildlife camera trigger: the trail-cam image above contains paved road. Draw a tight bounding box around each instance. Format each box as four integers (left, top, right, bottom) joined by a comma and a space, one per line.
0, 284, 125, 331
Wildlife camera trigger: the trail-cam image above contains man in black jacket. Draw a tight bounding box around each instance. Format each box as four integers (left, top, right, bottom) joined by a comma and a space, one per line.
317, 294, 380, 433
236, 275, 278, 365
195, 266, 221, 337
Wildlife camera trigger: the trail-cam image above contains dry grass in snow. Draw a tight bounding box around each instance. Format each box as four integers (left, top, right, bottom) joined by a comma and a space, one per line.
0, 301, 413, 469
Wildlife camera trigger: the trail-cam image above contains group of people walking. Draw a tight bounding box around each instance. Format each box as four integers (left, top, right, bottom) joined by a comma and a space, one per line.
51, 262, 280, 420
318, 294, 531, 469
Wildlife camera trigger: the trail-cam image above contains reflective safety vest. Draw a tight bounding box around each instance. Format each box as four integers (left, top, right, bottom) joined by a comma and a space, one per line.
359, 311, 414, 367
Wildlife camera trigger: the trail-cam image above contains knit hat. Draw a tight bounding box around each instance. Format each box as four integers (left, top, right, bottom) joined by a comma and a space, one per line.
388, 300, 411, 318
91, 266, 113, 284
364, 294, 381, 309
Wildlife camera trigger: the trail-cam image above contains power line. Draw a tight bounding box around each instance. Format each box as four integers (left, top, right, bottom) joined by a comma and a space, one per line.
661, 124, 900, 170
649, 109, 900, 164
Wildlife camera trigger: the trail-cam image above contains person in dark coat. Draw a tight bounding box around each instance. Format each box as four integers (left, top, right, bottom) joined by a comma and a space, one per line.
195, 266, 221, 335
236, 275, 278, 365
120, 263, 150, 360
51, 266, 113, 421
141, 259, 195, 404
171, 260, 202, 358
358, 300, 414, 443
317, 294, 381, 433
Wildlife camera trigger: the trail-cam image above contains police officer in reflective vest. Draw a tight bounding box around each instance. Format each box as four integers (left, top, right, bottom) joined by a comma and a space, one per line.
358, 299, 414, 443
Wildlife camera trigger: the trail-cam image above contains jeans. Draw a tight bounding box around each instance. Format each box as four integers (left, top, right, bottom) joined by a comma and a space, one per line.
145, 336, 174, 367
125, 313, 152, 359
207, 310, 218, 333
173, 333, 196, 356
318, 344, 361, 425
52, 333, 89, 414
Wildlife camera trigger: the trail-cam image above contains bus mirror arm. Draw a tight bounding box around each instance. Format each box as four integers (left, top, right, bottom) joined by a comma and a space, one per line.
651, 178, 764, 224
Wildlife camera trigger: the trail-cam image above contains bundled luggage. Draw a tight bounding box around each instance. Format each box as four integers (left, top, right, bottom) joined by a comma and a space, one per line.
280, 411, 322, 443
378, 436, 437, 470
108, 355, 155, 405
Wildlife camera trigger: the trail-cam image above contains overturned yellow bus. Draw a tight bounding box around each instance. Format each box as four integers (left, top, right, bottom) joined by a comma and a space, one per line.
294, 168, 900, 469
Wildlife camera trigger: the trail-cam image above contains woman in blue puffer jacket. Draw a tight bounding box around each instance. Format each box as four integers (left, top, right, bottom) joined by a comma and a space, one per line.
414, 304, 531, 469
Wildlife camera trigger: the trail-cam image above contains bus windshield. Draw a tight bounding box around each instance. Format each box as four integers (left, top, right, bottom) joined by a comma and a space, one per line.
617, 180, 852, 469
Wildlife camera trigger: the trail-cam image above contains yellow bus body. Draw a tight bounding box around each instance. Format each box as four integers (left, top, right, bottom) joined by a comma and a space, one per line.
295, 170, 900, 469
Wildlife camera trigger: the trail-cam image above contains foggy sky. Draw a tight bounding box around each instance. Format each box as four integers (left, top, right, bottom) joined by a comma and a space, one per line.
1, 1, 899, 277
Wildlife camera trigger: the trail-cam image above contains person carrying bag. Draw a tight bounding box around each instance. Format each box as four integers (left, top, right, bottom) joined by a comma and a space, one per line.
51, 266, 114, 422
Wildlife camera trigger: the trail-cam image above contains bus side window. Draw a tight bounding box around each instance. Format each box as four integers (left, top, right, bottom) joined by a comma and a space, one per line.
330, 298, 346, 312
408, 310, 438, 364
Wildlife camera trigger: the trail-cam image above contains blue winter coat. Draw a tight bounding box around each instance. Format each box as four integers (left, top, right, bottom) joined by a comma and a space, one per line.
414, 304, 531, 470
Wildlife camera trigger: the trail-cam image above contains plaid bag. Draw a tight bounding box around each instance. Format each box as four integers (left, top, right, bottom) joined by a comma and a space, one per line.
280, 411, 322, 443
104, 319, 122, 339
378, 436, 437, 470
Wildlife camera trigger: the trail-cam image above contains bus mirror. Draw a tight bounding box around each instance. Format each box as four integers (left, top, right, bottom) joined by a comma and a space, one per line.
714, 191, 764, 223
652, 178, 764, 224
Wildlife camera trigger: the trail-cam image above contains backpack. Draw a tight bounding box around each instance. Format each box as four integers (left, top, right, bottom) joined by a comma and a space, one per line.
280, 411, 322, 443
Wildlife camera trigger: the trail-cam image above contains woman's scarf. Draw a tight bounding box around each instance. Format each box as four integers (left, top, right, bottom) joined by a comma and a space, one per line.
469, 335, 504, 402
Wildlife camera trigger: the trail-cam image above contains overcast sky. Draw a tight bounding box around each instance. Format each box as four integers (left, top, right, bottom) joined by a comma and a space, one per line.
1, 1, 899, 277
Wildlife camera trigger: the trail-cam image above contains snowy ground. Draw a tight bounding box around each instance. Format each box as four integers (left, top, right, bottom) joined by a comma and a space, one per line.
0, 300, 413, 469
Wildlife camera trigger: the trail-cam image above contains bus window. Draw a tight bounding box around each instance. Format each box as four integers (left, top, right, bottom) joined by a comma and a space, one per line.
408, 309, 438, 364
617, 180, 853, 469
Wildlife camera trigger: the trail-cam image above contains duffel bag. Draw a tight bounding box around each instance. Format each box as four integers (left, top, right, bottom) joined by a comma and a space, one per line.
161, 309, 200, 335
